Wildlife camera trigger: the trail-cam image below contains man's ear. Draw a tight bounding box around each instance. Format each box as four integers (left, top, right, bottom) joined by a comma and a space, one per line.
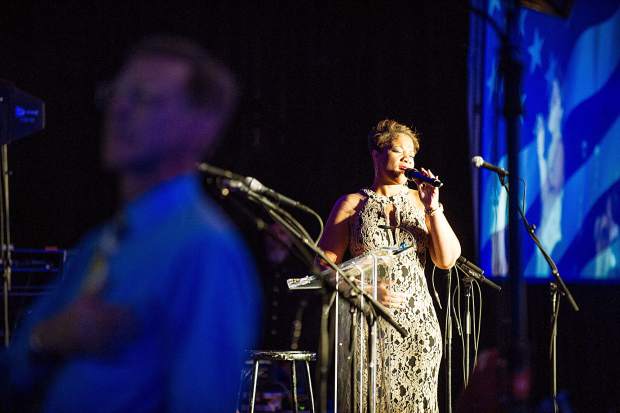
187, 109, 222, 152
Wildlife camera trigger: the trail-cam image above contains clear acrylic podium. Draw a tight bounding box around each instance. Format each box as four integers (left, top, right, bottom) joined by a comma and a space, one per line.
288, 247, 397, 413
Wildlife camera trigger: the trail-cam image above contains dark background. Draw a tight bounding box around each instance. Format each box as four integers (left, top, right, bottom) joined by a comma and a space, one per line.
1, 1, 618, 411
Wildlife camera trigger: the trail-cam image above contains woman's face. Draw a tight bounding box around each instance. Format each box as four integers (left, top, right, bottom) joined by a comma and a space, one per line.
372, 133, 416, 183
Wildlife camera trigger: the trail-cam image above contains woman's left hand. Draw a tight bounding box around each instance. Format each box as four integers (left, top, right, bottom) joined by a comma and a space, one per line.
416, 168, 440, 210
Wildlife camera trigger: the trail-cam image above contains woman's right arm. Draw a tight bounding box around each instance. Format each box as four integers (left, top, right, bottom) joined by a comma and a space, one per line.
317, 194, 359, 268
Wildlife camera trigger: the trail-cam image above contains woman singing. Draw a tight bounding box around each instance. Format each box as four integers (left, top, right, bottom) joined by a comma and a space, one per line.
318, 119, 461, 412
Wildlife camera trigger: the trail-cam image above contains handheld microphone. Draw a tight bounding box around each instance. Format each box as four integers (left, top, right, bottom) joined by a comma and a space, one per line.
471, 156, 509, 177
404, 169, 443, 188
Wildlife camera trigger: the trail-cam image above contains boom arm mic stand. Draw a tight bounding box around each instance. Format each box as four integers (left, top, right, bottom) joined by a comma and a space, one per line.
498, 172, 579, 413
200, 163, 407, 413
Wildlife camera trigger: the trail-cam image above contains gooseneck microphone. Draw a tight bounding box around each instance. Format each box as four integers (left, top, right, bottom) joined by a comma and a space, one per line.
197, 162, 303, 208
404, 168, 443, 188
455, 255, 502, 291
471, 156, 509, 177
244, 176, 302, 208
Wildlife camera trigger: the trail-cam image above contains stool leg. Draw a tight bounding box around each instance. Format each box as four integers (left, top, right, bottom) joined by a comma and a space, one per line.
306, 360, 316, 413
250, 360, 260, 413
236, 363, 249, 412
291, 360, 299, 413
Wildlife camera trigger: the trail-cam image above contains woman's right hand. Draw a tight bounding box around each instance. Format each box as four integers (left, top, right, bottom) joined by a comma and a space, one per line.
377, 281, 410, 309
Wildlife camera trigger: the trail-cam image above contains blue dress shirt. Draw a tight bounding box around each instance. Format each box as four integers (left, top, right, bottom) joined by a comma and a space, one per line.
5, 174, 260, 413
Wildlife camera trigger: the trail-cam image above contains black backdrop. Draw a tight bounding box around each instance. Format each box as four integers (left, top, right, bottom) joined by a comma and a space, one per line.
1, 1, 618, 411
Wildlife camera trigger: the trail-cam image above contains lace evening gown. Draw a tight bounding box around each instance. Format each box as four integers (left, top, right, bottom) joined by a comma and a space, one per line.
347, 187, 442, 412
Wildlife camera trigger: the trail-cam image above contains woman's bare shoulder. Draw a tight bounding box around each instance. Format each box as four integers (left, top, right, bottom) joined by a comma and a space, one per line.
324, 192, 366, 225
328, 191, 366, 217
341, 191, 366, 203
335, 191, 366, 211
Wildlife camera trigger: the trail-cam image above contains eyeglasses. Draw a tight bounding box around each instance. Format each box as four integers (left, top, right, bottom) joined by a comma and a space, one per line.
95, 80, 183, 110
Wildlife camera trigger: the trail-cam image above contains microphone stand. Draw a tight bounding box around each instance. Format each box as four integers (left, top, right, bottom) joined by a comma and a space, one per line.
247, 192, 407, 413
471, 3, 578, 410
1, 144, 12, 347
455, 261, 501, 390
203, 165, 407, 335
498, 175, 579, 413
202, 166, 407, 413
462, 276, 474, 387
451, 257, 502, 397
550, 283, 560, 413
444, 269, 453, 413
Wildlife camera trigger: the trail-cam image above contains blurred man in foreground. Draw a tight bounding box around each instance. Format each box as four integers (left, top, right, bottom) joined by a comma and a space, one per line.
4, 35, 260, 412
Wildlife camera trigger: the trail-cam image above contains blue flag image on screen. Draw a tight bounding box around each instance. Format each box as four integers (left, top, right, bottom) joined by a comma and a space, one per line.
469, 0, 620, 281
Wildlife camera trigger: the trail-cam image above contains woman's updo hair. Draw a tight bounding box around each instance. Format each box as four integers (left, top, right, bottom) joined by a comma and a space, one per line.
368, 119, 420, 154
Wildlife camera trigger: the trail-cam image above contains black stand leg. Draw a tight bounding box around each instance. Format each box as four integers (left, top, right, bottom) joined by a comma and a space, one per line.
250, 360, 260, 413
444, 271, 453, 413
550, 283, 561, 413
463, 279, 474, 386
306, 360, 316, 412
292, 360, 299, 413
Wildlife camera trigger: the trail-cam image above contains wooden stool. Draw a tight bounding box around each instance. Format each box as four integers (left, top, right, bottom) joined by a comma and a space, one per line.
247, 350, 316, 413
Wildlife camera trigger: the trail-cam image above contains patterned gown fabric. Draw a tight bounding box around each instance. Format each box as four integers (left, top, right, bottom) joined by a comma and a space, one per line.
348, 187, 442, 412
